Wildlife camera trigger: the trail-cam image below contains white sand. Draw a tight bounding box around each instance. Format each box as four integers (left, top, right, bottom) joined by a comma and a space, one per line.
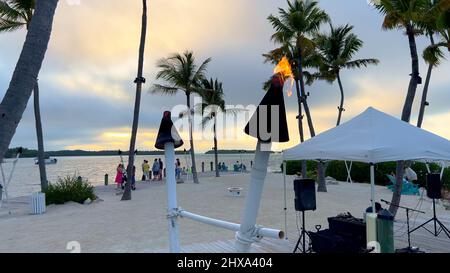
0, 173, 448, 253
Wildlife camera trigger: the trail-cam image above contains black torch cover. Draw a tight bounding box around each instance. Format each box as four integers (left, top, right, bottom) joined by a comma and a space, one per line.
244, 74, 289, 143
155, 111, 184, 150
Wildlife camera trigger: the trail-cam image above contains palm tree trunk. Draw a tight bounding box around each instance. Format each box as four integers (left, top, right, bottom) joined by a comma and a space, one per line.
297, 48, 316, 138
298, 47, 326, 191
0, 0, 59, 164
389, 24, 420, 216
336, 72, 345, 126
213, 115, 219, 178
33, 81, 48, 190
122, 0, 147, 201
294, 80, 307, 178
187, 94, 199, 184
417, 33, 435, 128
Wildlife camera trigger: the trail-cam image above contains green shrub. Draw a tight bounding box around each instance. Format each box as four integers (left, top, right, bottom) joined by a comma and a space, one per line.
282, 160, 317, 176
281, 160, 450, 187
43, 175, 96, 205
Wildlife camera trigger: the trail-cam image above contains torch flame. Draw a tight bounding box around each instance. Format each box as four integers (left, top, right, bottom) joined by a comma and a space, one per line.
273, 56, 294, 97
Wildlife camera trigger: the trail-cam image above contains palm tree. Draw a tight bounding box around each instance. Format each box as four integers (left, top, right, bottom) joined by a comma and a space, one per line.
263, 45, 322, 178
375, 0, 450, 216
268, 0, 330, 139
268, 0, 330, 192
0, 0, 48, 190
151, 51, 211, 184
0, 0, 58, 166
418, 4, 450, 128
198, 78, 226, 178
121, 0, 148, 201
314, 23, 379, 126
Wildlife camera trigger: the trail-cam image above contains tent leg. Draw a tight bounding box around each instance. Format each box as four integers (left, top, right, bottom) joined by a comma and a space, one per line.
370, 163, 375, 213
345, 161, 353, 183
283, 160, 288, 240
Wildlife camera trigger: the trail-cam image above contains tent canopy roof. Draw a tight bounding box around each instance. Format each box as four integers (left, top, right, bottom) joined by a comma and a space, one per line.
283, 107, 450, 164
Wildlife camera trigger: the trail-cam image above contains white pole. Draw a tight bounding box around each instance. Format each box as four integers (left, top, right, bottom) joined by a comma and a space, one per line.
370, 163, 376, 214
164, 142, 180, 253
283, 160, 288, 240
4, 153, 20, 202
235, 141, 271, 252
179, 210, 284, 239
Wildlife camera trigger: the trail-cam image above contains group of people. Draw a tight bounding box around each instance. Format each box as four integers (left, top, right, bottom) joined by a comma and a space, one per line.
114, 163, 136, 191
233, 161, 247, 172
139, 159, 165, 181
217, 162, 228, 172
115, 158, 184, 190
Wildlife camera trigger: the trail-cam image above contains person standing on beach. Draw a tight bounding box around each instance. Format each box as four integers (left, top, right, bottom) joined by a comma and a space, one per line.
152, 159, 160, 181
158, 158, 164, 181
115, 163, 125, 190
175, 158, 181, 180
142, 160, 150, 181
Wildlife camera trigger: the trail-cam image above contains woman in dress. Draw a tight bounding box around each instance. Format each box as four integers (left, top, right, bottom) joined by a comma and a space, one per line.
115, 163, 125, 189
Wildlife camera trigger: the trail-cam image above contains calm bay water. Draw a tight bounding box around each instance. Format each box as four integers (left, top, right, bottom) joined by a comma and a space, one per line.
1, 153, 283, 198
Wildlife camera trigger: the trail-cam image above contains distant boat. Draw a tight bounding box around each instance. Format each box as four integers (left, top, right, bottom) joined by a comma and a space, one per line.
34, 157, 57, 165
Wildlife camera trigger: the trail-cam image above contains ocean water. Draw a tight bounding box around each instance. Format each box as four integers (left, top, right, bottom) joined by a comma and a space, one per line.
1, 153, 283, 198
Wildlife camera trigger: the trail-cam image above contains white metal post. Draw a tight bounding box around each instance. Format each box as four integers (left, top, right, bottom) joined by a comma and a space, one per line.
235, 141, 271, 252
165, 142, 180, 253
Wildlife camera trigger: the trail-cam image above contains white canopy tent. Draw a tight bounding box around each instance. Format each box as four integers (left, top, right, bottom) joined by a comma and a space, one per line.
283, 107, 450, 214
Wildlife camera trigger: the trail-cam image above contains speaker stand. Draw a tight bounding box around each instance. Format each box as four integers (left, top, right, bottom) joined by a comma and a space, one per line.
293, 211, 312, 253
409, 198, 450, 239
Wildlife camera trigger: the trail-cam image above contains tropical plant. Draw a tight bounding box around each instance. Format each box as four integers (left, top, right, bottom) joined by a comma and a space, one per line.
122, 0, 148, 201
314, 23, 379, 126
43, 175, 96, 205
0, 0, 58, 168
0, 0, 48, 190
419, 4, 450, 128
268, 0, 330, 191
375, 0, 450, 216
151, 50, 211, 184
198, 78, 226, 178
263, 45, 323, 178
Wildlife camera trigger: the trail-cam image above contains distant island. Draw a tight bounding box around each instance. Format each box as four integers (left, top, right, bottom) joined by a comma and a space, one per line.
4, 147, 188, 158
4, 148, 263, 158
204, 149, 257, 155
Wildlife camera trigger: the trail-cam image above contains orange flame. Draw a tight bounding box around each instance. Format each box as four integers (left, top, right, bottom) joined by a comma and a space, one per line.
273, 56, 294, 97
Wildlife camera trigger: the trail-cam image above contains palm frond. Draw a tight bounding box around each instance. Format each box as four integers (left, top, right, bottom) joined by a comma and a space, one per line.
150, 84, 179, 95
344, 58, 380, 69
423, 42, 447, 66
0, 17, 24, 31
191, 57, 211, 86
0, 1, 21, 20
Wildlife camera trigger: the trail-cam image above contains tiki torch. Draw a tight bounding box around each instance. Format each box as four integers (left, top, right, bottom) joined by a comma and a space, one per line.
235, 69, 290, 252
155, 111, 184, 253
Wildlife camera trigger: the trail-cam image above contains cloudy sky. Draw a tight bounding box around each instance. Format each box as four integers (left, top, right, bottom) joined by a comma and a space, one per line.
1, 0, 449, 152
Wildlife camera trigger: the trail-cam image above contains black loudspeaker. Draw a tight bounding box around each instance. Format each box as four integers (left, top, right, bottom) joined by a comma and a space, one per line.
427, 173, 442, 199
293, 179, 316, 211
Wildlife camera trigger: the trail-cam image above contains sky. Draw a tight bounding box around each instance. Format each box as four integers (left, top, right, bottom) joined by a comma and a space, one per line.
0, 0, 449, 153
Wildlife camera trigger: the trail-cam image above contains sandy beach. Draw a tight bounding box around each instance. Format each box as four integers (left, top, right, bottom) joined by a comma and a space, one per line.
0, 172, 449, 253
